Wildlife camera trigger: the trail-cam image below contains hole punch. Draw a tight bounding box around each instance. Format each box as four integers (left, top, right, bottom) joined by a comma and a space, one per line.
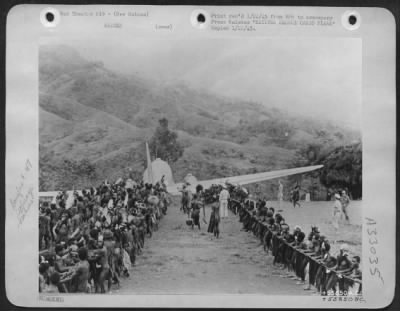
197, 13, 206, 24
341, 10, 361, 30
191, 9, 209, 29
348, 15, 357, 26
46, 12, 55, 23
40, 7, 60, 28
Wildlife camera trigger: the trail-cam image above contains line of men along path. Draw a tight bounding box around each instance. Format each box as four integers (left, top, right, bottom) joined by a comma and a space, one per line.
39, 179, 362, 295
118, 196, 362, 295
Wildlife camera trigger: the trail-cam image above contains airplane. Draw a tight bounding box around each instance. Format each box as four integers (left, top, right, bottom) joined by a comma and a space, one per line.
39, 142, 323, 201
142, 143, 322, 195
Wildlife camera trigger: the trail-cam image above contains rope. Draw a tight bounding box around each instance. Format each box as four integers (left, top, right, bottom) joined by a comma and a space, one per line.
231, 199, 362, 286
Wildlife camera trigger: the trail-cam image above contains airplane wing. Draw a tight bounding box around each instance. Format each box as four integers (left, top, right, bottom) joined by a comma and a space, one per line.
169, 165, 323, 195
39, 165, 323, 198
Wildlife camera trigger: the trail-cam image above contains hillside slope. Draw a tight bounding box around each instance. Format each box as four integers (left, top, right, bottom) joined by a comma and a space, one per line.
39, 45, 360, 193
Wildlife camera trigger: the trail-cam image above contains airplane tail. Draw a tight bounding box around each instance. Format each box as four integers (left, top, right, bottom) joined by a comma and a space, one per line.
146, 142, 154, 184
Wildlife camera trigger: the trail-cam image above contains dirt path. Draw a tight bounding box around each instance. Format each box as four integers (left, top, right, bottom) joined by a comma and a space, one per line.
114, 203, 312, 295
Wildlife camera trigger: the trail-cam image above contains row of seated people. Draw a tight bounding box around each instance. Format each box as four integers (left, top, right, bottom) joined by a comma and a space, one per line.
229, 198, 362, 296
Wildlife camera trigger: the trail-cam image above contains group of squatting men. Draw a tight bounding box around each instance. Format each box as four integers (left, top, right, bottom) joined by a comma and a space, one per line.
39, 178, 170, 294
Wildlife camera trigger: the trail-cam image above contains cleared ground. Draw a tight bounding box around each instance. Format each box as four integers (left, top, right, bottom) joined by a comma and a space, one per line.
111, 199, 361, 294
274, 200, 362, 257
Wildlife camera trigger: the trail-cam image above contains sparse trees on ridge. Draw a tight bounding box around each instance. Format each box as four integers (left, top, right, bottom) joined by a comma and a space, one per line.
149, 118, 184, 163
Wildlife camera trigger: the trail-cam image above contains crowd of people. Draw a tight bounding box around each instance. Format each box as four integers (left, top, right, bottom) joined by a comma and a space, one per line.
38, 174, 361, 296
38, 178, 170, 294
180, 183, 248, 238
229, 191, 362, 296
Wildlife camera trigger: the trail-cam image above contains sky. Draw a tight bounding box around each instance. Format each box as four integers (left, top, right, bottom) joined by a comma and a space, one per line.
66, 37, 361, 129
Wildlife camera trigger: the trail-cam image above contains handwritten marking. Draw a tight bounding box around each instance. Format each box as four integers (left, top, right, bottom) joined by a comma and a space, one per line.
365, 217, 384, 284
9, 159, 34, 226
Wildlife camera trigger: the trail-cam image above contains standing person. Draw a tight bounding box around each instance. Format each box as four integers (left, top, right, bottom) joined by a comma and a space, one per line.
196, 184, 204, 199
334, 244, 353, 295
207, 201, 220, 238
292, 184, 301, 208
181, 184, 192, 216
190, 194, 205, 230
160, 175, 167, 191
350, 256, 362, 295
43, 271, 61, 293
332, 194, 342, 242
39, 207, 51, 250
70, 247, 90, 293
159, 190, 169, 215
94, 236, 111, 293
340, 190, 350, 222
278, 180, 284, 209
39, 262, 50, 293
305, 191, 311, 202
219, 185, 230, 219
326, 189, 332, 201
255, 184, 261, 201
195, 185, 206, 224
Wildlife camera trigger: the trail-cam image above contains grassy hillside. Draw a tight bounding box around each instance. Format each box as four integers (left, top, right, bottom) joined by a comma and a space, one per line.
39, 45, 360, 195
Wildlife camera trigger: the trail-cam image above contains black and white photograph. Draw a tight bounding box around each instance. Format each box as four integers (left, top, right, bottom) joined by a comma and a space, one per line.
38, 36, 363, 296
5, 5, 395, 308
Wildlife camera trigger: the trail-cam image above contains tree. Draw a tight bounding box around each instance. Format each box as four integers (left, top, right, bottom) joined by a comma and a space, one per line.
319, 142, 362, 199
149, 118, 184, 163
288, 142, 332, 195
76, 159, 97, 186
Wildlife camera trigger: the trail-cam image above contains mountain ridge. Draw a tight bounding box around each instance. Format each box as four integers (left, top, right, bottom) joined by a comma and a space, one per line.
39, 45, 360, 193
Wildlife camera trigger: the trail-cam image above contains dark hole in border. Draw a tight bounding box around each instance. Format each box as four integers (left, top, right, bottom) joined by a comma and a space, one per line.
348, 15, 357, 26
46, 12, 55, 22
197, 13, 206, 24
